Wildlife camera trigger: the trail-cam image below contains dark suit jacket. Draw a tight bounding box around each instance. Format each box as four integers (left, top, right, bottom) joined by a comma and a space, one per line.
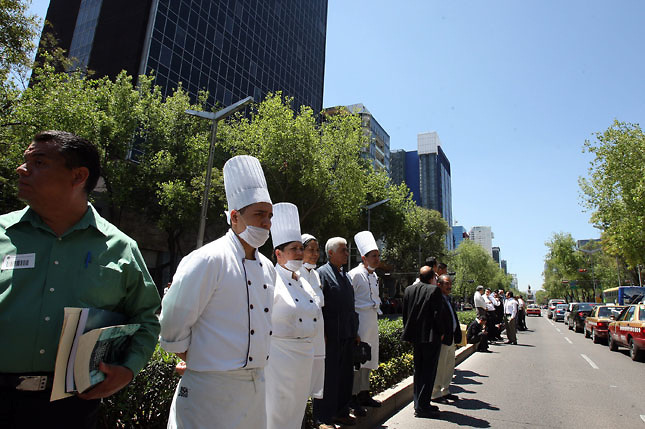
466, 320, 485, 344
401, 280, 443, 344
317, 262, 358, 340
439, 295, 462, 346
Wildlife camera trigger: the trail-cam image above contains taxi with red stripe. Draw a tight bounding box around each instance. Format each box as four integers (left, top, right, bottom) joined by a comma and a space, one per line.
584, 305, 624, 344
608, 304, 645, 361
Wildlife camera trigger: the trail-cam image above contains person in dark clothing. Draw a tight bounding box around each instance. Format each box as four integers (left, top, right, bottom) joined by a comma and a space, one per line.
313, 237, 360, 429
467, 316, 490, 352
401, 266, 444, 419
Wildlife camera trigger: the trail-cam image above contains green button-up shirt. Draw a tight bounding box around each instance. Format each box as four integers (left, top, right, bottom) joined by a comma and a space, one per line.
0, 204, 161, 375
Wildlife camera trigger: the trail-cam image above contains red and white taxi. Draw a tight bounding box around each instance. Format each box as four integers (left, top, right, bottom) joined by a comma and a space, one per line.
584, 305, 624, 343
608, 304, 645, 361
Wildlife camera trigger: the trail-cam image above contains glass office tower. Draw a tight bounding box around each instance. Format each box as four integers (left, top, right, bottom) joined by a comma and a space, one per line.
39, 0, 328, 112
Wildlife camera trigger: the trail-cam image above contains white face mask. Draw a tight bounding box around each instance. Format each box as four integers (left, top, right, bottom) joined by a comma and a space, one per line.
303, 262, 317, 270
367, 265, 377, 272
238, 225, 270, 249
284, 259, 303, 272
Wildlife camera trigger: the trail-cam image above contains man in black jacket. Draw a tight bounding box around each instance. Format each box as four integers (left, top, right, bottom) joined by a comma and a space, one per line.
467, 316, 490, 352
314, 237, 360, 428
432, 274, 462, 402
401, 266, 444, 418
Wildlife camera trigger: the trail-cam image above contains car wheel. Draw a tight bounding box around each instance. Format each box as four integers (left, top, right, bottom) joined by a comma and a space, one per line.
609, 334, 618, 351
592, 329, 600, 344
584, 327, 591, 338
629, 338, 644, 362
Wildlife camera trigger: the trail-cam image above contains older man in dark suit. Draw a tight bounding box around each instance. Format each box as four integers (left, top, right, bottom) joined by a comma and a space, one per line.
401, 266, 444, 418
432, 274, 462, 403
313, 237, 360, 429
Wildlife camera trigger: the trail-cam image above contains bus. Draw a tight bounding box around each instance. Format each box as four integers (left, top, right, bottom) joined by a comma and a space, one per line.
602, 286, 645, 305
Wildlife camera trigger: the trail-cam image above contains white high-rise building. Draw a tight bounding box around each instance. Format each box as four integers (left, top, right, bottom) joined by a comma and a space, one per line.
511, 274, 518, 290
469, 226, 494, 256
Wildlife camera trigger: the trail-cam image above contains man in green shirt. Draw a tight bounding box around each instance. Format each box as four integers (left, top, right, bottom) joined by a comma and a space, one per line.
0, 131, 161, 427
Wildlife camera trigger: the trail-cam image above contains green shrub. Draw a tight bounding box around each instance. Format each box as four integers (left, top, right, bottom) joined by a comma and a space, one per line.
457, 310, 477, 327
369, 353, 414, 395
377, 317, 412, 362
98, 345, 180, 428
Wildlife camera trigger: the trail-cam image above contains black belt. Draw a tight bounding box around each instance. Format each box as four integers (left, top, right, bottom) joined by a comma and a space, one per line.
0, 373, 54, 391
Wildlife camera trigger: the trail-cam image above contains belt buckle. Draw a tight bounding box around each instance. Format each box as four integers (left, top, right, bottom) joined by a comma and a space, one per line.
16, 375, 48, 391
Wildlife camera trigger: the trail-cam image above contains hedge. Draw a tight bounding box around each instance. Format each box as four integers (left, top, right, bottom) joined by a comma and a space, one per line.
98, 311, 476, 428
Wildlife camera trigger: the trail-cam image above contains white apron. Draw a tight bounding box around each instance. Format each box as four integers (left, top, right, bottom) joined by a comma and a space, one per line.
265, 337, 314, 429
356, 307, 379, 370
168, 367, 266, 429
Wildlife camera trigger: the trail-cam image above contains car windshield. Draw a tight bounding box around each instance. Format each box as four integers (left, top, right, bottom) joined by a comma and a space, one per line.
577, 303, 594, 311
556, 304, 568, 309
640, 307, 645, 321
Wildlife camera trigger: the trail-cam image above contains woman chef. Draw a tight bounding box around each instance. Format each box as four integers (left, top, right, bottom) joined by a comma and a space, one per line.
299, 233, 325, 400
265, 203, 320, 429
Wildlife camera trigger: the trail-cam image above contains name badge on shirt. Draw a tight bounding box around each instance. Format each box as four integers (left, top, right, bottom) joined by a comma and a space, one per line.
2, 253, 36, 270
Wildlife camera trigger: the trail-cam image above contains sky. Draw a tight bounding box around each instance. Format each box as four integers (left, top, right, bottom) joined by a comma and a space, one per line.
27, 1, 645, 292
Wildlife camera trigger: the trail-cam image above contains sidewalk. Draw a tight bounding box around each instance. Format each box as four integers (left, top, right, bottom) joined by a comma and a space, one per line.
353, 343, 477, 429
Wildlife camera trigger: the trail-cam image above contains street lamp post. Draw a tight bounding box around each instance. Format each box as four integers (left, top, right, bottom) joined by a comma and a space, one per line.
186, 96, 254, 248
363, 198, 390, 231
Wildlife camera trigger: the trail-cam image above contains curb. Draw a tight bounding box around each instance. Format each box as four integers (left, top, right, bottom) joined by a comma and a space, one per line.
353, 343, 476, 429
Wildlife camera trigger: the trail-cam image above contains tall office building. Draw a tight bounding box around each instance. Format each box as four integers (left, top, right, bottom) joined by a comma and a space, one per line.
39, 0, 328, 112
469, 226, 494, 256
492, 246, 500, 265
324, 103, 390, 174
452, 225, 468, 249
501, 259, 507, 274
390, 132, 453, 249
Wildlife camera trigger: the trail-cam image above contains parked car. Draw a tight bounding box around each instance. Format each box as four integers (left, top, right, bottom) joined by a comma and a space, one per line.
584, 305, 625, 343
608, 304, 645, 361
547, 299, 566, 319
564, 302, 579, 328
526, 304, 541, 316
568, 303, 597, 333
553, 303, 568, 322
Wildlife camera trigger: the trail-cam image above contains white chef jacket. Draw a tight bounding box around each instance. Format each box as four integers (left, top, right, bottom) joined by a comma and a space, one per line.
348, 264, 381, 370
348, 264, 382, 314
504, 298, 518, 319
159, 229, 276, 371
299, 266, 325, 357
271, 264, 319, 339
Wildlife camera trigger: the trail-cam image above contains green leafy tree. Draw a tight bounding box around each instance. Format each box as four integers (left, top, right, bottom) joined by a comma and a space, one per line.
0, 0, 40, 83
450, 240, 510, 302
579, 120, 645, 269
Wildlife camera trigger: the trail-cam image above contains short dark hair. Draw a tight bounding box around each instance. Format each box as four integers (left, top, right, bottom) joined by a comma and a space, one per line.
507, 291, 514, 298
425, 256, 437, 268
33, 131, 101, 194
437, 262, 447, 270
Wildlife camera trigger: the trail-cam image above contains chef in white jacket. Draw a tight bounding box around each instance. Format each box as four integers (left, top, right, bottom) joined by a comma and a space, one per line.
265, 203, 320, 429
348, 230, 383, 409
299, 233, 325, 400
160, 155, 276, 429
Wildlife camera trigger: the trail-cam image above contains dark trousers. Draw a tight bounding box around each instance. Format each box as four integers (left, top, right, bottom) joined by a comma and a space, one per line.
412, 342, 441, 412
469, 332, 489, 351
0, 387, 99, 429
486, 310, 500, 338
518, 309, 527, 330
313, 337, 355, 424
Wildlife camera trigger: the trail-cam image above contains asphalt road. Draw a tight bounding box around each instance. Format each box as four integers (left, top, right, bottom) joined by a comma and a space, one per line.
377, 312, 645, 428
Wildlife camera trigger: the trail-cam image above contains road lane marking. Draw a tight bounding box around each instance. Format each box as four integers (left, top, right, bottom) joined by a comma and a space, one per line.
564, 337, 572, 344
580, 354, 599, 369
556, 328, 561, 333
640, 415, 645, 423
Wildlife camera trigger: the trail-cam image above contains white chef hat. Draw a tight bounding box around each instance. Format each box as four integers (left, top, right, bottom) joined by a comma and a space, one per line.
301, 233, 317, 246
354, 230, 378, 256
223, 155, 272, 216
271, 203, 302, 248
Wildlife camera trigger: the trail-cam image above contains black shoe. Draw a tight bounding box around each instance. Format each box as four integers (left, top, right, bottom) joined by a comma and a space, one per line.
349, 395, 367, 416
479, 349, 492, 353
359, 396, 381, 408
426, 404, 439, 411
414, 408, 440, 418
